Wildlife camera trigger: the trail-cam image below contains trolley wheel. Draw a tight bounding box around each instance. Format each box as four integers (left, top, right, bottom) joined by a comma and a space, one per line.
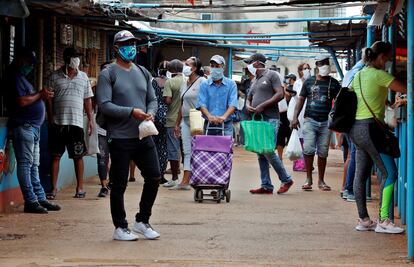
225, 190, 231, 203
194, 189, 203, 203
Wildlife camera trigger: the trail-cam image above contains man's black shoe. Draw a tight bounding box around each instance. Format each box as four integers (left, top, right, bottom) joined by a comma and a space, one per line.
159, 177, 168, 184
98, 187, 109, 197
39, 200, 61, 211
24, 202, 48, 214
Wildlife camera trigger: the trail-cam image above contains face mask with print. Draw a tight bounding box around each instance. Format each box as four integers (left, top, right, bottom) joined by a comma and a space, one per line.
21, 65, 34, 76
247, 63, 257, 77
303, 69, 311, 80
211, 67, 224, 81
118, 45, 137, 62
182, 65, 193, 77
69, 57, 80, 70
385, 60, 393, 70
318, 65, 331, 77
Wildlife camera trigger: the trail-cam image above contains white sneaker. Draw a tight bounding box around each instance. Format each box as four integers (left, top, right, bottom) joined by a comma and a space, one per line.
375, 219, 405, 234
113, 227, 139, 241
163, 180, 178, 188
169, 184, 191, 190
355, 218, 377, 231
132, 222, 160, 239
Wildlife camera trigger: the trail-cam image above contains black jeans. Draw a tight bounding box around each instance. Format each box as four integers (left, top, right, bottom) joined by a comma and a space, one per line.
108, 137, 161, 228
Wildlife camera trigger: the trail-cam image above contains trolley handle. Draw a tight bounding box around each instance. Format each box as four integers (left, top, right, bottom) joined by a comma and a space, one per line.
206, 122, 225, 136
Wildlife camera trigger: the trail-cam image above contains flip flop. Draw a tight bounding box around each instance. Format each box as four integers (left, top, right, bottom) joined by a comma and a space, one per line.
318, 183, 331, 191
302, 179, 313, 191
74, 191, 86, 198
46, 192, 56, 200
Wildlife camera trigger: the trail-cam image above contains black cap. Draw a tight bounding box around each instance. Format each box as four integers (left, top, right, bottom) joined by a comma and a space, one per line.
244, 53, 267, 65
284, 73, 297, 81
63, 47, 83, 60
15, 47, 37, 64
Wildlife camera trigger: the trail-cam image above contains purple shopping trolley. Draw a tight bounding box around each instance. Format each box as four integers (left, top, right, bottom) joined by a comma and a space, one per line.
190, 130, 233, 203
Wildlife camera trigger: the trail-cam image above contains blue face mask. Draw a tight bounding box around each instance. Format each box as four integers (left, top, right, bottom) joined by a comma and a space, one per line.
118, 45, 137, 62
210, 67, 224, 81
21, 65, 34, 76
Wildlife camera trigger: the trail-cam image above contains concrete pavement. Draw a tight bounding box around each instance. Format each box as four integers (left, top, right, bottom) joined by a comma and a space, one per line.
0, 148, 409, 266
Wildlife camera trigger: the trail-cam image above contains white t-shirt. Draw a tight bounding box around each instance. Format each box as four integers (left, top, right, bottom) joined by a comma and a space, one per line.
181, 77, 206, 117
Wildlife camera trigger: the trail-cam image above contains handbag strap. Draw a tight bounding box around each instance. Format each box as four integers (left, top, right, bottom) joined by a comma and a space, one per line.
358, 72, 386, 129
182, 76, 200, 98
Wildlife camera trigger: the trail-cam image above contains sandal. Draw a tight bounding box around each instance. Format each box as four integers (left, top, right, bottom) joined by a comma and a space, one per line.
74, 191, 86, 198
318, 182, 331, 191
302, 179, 313, 191
46, 192, 56, 200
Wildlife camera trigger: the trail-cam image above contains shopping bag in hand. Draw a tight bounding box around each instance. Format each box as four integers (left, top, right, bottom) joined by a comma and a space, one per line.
240, 114, 275, 154
284, 129, 302, 161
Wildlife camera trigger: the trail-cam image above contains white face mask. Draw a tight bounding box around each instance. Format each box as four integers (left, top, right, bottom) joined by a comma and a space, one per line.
166, 71, 173, 79
247, 63, 257, 77
318, 65, 331, 77
303, 69, 311, 80
385, 61, 392, 70
182, 65, 193, 77
69, 57, 80, 70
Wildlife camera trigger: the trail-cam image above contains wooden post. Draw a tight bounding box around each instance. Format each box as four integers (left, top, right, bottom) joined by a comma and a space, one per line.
52, 16, 56, 70
38, 18, 44, 90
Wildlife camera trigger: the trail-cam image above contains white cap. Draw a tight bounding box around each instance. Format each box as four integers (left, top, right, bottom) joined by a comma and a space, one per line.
210, 55, 226, 65
315, 55, 330, 62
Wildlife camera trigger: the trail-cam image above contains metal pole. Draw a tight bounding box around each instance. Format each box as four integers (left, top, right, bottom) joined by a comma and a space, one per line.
157, 16, 371, 24
228, 47, 233, 79
138, 29, 366, 38
366, 26, 374, 47
406, 0, 414, 260
401, 122, 407, 225
327, 47, 343, 80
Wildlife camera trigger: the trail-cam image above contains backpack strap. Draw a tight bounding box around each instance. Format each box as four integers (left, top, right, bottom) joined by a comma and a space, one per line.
136, 64, 150, 84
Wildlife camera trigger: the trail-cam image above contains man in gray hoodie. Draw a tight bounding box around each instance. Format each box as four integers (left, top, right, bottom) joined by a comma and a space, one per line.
97, 30, 160, 241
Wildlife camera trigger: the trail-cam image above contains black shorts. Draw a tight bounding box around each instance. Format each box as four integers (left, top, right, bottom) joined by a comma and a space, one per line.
277, 112, 292, 147
49, 124, 87, 159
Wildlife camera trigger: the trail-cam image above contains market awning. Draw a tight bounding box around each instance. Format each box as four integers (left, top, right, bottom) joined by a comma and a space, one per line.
0, 0, 29, 18
307, 21, 367, 52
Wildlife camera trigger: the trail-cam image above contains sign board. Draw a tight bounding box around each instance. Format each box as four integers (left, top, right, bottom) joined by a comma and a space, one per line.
245, 30, 271, 45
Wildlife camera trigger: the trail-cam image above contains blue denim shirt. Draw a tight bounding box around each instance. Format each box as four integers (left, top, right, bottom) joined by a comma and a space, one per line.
196, 77, 238, 122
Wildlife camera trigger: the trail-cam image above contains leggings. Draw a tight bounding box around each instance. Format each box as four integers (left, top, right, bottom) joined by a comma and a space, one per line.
349, 119, 397, 221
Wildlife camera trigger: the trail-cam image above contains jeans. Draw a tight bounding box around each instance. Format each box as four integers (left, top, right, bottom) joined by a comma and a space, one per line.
181, 118, 192, 171
108, 137, 161, 228
204, 121, 233, 136
97, 134, 109, 181
302, 118, 331, 158
12, 124, 46, 203
166, 127, 180, 161
257, 119, 292, 190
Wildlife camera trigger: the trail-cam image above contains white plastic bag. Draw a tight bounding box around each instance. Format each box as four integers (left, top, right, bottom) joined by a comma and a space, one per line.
384, 106, 397, 129
83, 114, 100, 156
284, 129, 302, 161
278, 98, 288, 113
139, 120, 159, 140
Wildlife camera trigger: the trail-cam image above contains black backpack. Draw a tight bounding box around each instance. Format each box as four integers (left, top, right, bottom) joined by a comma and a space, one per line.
328, 87, 357, 133
96, 63, 150, 129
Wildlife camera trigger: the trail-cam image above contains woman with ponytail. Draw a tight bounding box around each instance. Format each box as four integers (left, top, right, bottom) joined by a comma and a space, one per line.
349, 41, 406, 233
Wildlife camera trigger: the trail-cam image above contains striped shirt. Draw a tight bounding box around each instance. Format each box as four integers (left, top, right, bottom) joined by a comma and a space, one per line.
47, 68, 93, 128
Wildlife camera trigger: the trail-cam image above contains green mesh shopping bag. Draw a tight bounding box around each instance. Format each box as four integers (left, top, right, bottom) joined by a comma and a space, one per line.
241, 114, 276, 154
